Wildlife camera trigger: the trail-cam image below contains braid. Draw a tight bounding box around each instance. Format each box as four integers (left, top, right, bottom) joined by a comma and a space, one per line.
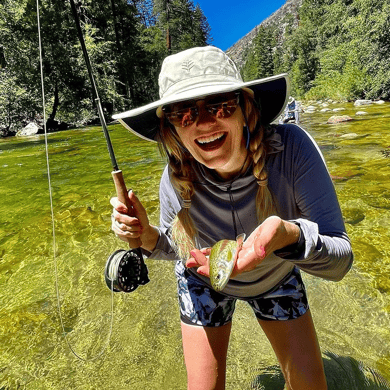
241, 89, 277, 221
170, 159, 197, 259
157, 119, 197, 259
249, 126, 277, 221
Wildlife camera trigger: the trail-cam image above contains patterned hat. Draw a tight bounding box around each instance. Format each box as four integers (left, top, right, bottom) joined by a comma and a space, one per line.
113, 46, 290, 142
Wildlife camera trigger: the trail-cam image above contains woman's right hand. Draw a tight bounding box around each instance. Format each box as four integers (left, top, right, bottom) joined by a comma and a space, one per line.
110, 190, 159, 252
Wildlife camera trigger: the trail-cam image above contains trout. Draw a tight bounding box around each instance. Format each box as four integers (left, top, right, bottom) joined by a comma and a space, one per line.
209, 233, 246, 291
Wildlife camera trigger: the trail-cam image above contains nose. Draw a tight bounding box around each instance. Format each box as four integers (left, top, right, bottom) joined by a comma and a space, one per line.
195, 101, 216, 129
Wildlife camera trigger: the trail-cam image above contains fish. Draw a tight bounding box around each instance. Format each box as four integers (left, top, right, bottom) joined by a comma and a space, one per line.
209, 233, 246, 291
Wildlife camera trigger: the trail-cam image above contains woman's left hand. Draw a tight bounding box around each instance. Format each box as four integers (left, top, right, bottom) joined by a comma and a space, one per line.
186, 216, 300, 278
234, 216, 300, 275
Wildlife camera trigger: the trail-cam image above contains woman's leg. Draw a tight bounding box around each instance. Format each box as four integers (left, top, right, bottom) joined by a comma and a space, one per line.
258, 309, 327, 390
181, 321, 232, 390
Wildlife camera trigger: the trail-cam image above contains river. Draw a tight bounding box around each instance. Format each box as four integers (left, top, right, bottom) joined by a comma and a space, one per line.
0, 101, 389, 389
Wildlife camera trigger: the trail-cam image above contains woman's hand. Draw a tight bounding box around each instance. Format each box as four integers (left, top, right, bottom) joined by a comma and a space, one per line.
186, 216, 300, 278
235, 216, 300, 274
186, 247, 212, 277
110, 190, 159, 252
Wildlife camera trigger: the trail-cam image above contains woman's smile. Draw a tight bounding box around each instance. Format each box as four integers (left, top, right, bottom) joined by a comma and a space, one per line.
195, 131, 227, 151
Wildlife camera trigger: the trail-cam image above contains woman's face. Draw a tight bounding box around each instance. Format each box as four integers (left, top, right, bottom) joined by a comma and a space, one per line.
171, 95, 248, 180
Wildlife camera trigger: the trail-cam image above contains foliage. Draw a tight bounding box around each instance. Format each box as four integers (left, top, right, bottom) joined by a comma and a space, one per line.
241, 0, 390, 101
153, 0, 212, 54
241, 26, 276, 81
0, 0, 211, 135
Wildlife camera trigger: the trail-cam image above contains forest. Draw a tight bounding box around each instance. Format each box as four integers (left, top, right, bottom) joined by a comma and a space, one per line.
242, 0, 390, 102
1, 0, 390, 136
0, 0, 211, 136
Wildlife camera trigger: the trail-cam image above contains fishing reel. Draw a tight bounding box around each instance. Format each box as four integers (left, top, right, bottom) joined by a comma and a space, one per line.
104, 248, 149, 293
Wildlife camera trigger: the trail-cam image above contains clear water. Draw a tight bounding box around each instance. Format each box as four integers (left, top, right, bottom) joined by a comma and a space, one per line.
0, 102, 389, 389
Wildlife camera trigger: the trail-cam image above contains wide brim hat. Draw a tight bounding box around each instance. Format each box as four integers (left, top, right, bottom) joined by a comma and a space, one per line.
112, 46, 290, 143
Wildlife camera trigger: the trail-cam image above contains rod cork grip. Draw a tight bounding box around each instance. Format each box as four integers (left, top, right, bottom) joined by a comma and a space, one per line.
111, 170, 142, 248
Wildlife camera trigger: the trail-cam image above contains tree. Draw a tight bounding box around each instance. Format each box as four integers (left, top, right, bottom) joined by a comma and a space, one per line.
153, 0, 211, 53
0, 0, 213, 135
242, 26, 276, 82
242, 0, 390, 100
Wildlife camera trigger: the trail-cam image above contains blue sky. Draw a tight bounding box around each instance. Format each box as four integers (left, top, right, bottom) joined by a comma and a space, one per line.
195, 0, 287, 51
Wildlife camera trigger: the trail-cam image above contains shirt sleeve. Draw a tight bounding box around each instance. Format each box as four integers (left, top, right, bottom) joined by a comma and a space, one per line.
275, 124, 353, 281
141, 165, 181, 260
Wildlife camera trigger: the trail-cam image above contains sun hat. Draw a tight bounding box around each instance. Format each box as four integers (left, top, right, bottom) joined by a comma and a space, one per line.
112, 46, 290, 143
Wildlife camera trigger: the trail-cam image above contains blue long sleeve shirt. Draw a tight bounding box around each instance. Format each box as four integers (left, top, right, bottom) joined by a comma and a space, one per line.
144, 123, 353, 298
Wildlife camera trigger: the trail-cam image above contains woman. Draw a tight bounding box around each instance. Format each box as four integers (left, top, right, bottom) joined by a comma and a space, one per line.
111, 46, 353, 390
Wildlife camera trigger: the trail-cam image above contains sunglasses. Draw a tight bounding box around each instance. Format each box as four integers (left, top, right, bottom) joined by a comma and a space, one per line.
162, 91, 240, 128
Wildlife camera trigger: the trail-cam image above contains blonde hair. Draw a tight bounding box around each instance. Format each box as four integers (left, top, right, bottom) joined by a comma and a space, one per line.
157, 90, 276, 259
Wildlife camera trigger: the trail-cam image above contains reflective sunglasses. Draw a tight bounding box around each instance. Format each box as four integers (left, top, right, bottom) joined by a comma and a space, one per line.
162, 91, 240, 128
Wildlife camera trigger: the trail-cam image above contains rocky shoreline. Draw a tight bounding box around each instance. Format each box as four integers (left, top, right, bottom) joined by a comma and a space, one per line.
3, 98, 388, 139
0, 116, 102, 139
280, 97, 387, 125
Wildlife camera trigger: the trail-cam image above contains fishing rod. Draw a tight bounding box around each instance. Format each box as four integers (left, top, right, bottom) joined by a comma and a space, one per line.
69, 0, 149, 292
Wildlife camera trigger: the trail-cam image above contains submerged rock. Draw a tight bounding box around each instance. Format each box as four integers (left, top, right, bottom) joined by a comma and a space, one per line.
343, 208, 365, 225
327, 115, 353, 124
339, 132, 360, 139
365, 196, 390, 210
354, 99, 372, 106
356, 111, 368, 115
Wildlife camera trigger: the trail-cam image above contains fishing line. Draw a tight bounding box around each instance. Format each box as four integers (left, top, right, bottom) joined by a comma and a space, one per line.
37, 0, 114, 361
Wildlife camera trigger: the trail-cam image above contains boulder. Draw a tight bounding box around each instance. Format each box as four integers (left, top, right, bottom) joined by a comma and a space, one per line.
332, 108, 346, 112
327, 115, 353, 124
375, 100, 385, 105
355, 111, 368, 115
354, 99, 372, 106
15, 122, 40, 137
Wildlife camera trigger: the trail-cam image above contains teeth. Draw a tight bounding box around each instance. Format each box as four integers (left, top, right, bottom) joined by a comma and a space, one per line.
197, 132, 224, 144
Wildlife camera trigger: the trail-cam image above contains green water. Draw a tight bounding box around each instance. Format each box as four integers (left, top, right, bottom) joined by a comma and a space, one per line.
1, 101, 390, 389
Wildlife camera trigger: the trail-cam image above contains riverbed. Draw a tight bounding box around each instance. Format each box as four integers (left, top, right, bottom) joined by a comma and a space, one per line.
0, 101, 389, 389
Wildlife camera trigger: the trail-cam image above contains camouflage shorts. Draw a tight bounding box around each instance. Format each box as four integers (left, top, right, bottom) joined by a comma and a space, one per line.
175, 261, 309, 327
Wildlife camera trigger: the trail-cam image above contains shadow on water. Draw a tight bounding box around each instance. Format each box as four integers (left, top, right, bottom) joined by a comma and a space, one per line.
252, 352, 390, 390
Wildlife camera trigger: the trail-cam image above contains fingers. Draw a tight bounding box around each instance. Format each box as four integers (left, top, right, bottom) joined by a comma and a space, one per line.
128, 190, 147, 218
196, 265, 210, 277
186, 248, 211, 277
186, 248, 207, 267
111, 213, 142, 233
110, 190, 150, 241
111, 213, 142, 242
110, 196, 128, 214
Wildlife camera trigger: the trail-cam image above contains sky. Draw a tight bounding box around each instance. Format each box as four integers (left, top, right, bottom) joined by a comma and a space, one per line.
194, 0, 288, 51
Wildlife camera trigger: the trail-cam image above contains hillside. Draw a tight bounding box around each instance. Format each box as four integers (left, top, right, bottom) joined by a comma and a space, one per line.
226, 0, 302, 69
